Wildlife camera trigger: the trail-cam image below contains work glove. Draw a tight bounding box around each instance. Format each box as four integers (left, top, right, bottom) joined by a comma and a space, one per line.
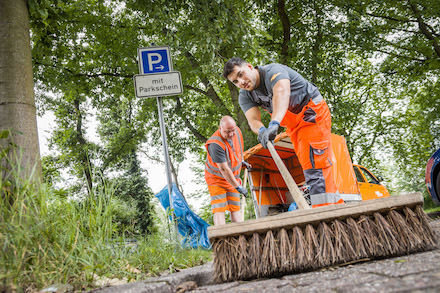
259, 120, 280, 149
236, 185, 248, 198
257, 126, 267, 147
242, 161, 252, 170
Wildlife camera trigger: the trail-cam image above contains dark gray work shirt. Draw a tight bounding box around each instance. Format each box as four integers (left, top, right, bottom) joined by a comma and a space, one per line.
208, 140, 233, 163
238, 64, 321, 114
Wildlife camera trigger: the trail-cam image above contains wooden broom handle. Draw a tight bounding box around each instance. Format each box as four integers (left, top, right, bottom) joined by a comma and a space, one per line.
240, 168, 248, 221
267, 141, 311, 210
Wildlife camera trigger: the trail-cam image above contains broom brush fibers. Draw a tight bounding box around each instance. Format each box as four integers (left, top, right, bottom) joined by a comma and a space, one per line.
277, 228, 292, 273
209, 193, 438, 283
291, 226, 306, 271
259, 230, 280, 277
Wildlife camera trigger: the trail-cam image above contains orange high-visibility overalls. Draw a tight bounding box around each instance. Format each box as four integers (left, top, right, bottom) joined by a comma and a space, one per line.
281, 96, 344, 207
205, 127, 244, 213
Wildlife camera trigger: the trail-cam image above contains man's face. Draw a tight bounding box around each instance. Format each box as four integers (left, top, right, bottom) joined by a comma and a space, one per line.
219, 122, 236, 140
227, 63, 258, 91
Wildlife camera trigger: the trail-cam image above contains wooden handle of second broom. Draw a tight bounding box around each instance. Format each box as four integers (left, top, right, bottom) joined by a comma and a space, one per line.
241, 168, 248, 221
267, 141, 311, 210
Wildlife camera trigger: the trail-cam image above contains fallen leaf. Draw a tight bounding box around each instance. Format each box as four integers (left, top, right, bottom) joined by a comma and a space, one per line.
176, 281, 197, 293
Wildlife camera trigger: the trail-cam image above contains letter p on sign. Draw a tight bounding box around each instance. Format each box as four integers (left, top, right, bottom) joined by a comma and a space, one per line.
147, 53, 162, 71
138, 46, 172, 74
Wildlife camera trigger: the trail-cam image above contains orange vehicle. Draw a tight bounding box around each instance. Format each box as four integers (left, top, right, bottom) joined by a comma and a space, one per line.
243, 132, 390, 218
353, 164, 390, 200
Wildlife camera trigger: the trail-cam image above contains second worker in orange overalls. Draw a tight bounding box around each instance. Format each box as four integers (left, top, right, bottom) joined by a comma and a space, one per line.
205, 115, 248, 225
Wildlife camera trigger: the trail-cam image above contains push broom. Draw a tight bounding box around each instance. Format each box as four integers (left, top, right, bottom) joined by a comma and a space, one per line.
208, 141, 438, 283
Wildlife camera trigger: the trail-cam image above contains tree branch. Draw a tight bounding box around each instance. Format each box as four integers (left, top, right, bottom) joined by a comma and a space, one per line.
365, 12, 414, 24
357, 113, 386, 165
409, 2, 440, 58
138, 149, 184, 195
311, 1, 323, 84
175, 96, 208, 143
374, 48, 427, 62
277, 0, 291, 64
34, 61, 133, 78
183, 51, 231, 115
184, 84, 208, 96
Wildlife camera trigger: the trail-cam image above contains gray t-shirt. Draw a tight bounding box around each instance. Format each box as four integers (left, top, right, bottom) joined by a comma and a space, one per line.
208, 140, 233, 163
239, 64, 321, 115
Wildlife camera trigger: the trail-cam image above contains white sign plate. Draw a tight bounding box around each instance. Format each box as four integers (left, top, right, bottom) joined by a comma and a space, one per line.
133, 72, 183, 98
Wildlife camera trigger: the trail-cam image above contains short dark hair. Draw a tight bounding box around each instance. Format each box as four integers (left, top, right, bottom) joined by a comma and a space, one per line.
222, 57, 247, 79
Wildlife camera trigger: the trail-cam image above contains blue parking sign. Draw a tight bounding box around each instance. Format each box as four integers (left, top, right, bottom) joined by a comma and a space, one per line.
138, 46, 173, 74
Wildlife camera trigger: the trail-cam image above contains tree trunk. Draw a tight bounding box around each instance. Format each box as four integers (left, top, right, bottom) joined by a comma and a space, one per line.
0, 0, 42, 182
74, 96, 93, 193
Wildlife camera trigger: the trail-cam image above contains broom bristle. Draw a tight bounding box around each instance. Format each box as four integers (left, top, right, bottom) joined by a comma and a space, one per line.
414, 205, 438, 248
278, 228, 292, 273
387, 209, 420, 253
211, 204, 438, 283
249, 233, 262, 279
259, 230, 279, 277
227, 237, 239, 282
237, 235, 249, 279
317, 222, 334, 267
212, 238, 227, 282
332, 219, 357, 263
346, 217, 368, 259
403, 206, 437, 249
358, 215, 383, 257
374, 212, 400, 255
304, 224, 319, 270
291, 226, 306, 271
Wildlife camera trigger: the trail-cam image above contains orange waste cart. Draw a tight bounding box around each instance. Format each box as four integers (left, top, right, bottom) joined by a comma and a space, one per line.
243, 132, 390, 218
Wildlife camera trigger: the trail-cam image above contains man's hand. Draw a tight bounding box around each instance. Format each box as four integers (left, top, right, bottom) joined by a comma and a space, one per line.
242, 161, 252, 170
236, 185, 248, 197
257, 126, 267, 147
258, 121, 280, 149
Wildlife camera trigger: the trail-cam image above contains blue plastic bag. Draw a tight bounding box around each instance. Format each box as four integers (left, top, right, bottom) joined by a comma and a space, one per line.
288, 202, 298, 211
155, 183, 211, 249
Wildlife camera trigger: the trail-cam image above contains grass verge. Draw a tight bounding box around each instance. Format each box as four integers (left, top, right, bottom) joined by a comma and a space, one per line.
0, 177, 212, 292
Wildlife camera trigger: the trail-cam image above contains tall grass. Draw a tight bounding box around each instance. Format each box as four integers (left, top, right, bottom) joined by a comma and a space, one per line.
1, 163, 211, 292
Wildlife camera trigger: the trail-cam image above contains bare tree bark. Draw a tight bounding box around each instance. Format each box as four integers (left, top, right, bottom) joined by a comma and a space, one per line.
0, 0, 42, 182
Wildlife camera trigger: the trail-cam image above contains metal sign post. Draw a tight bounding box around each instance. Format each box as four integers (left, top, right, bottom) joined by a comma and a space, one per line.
135, 46, 182, 246
156, 96, 179, 246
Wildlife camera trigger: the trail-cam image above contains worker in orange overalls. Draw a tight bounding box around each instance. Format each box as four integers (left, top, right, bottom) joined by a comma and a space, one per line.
205, 115, 248, 225
223, 58, 343, 208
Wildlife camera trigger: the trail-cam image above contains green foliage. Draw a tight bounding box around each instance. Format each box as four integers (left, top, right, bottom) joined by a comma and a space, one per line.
333, 0, 440, 178
111, 149, 156, 236
28, 0, 440, 243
